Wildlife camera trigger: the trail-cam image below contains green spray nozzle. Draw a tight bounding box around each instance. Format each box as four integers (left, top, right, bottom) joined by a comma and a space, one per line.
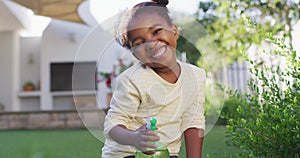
150, 118, 157, 131
147, 117, 157, 131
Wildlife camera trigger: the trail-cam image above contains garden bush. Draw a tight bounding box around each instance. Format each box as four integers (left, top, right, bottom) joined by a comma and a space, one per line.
225, 32, 300, 157
217, 95, 241, 125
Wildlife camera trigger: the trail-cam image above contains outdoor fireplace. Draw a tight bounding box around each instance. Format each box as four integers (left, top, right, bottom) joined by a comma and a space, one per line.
50, 62, 97, 91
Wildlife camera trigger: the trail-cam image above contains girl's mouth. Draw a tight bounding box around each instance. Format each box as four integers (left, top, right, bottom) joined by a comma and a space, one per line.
152, 46, 167, 59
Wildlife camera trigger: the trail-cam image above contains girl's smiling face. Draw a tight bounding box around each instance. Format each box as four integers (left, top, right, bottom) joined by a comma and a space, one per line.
127, 10, 179, 69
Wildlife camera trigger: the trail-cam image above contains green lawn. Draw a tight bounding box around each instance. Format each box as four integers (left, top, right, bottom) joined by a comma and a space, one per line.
198, 126, 241, 157
178, 126, 241, 157
0, 130, 102, 158
0, 126, 240, 158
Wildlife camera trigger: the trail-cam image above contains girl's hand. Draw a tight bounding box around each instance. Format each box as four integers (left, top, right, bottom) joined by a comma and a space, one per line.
132, 124, 160, 154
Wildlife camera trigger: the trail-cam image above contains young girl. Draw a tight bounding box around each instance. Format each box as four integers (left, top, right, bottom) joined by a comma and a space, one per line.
102, 0, 206, 157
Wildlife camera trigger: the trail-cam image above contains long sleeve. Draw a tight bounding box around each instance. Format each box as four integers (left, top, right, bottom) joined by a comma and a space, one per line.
181, 68, 206, 132
104, 76, 140, 136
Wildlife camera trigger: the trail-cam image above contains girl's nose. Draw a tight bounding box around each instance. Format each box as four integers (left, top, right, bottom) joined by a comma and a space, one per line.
145, 34, 158, 49
145, 41, 158, 52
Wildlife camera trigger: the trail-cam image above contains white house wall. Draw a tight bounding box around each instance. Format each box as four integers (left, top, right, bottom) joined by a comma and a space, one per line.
0, 31, 20, 111
20, 37, 41, 88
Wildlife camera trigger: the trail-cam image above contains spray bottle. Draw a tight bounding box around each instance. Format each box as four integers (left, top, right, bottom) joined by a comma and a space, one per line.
135, 117, 170, 158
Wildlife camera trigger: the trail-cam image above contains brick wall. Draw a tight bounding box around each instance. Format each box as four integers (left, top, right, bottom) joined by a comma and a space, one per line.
0, 109, 106, 130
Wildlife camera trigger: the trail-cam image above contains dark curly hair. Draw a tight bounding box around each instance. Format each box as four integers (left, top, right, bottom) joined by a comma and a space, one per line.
115, 0, 172, 49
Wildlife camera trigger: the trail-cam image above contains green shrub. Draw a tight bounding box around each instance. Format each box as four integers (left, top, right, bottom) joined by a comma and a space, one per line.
225, 33, 300, 157
217, 94, 241, 125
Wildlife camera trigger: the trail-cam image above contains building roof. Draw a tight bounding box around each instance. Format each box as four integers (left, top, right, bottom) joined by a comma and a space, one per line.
11, 0, 85, 24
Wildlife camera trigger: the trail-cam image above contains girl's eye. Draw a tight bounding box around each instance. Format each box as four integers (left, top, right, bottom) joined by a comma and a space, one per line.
153, 28, 163, 35
132, 41, 143, 47
131, 40, 146, 49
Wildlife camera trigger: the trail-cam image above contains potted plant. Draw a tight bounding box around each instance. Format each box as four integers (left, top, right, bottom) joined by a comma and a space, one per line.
23, 81, 35, 91
97, 58, 134, 109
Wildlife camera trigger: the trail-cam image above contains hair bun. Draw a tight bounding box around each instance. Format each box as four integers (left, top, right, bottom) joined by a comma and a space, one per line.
151, 0, 169, 6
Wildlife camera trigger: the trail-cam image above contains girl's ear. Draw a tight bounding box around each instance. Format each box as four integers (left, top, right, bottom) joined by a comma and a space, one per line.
172, 24, 179, 40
